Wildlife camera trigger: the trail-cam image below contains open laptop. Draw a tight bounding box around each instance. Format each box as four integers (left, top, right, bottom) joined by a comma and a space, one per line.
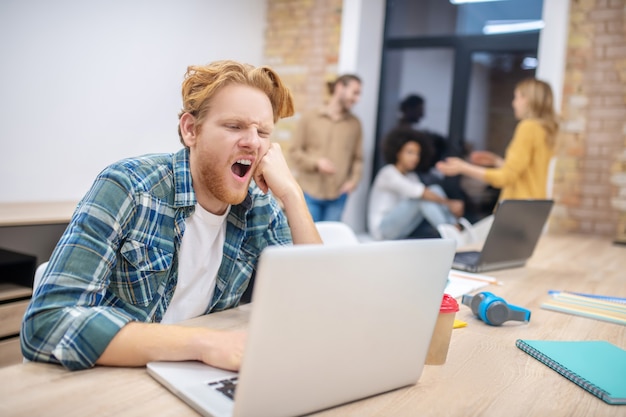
147, 238, 455, 417
452, 199, 554, 273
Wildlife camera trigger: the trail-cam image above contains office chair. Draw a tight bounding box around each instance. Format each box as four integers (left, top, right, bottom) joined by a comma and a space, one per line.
315, 221, 360, 245
32, 261, 49, 294
23, 260, 48, 363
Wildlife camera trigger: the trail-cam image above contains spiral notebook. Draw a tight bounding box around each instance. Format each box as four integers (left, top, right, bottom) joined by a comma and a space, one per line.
516, 339, 626, 405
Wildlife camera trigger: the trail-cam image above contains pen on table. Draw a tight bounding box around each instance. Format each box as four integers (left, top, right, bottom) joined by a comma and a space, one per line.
449, 271, 503, 286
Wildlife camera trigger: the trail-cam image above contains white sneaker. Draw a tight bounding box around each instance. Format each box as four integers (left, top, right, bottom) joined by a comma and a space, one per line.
437, 217, 476, 248
436, 224, 463, 248
457, 217, 477, 242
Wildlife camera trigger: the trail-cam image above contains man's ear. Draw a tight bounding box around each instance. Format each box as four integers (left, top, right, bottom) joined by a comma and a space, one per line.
333, 82, 344, 97
179, 113, 197, 147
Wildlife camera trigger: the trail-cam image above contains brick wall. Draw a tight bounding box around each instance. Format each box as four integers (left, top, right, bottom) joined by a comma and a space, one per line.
263, 0, 343, 153
551, 0, 626, 239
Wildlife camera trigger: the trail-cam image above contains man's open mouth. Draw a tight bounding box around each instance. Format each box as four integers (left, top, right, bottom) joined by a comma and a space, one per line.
232, 159, 252, 178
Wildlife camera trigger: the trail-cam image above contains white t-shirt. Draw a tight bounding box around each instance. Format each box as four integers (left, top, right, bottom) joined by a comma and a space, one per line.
367, 164, 426, 239
160, 203, 229, 324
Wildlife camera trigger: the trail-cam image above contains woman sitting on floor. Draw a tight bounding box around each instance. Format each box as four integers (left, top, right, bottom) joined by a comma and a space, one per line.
368, 127, 465, 240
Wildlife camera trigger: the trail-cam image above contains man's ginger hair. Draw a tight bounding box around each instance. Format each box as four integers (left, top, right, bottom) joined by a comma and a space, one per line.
177, 60, 295, 144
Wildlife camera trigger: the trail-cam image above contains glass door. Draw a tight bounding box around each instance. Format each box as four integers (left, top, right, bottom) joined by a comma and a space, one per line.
374, 0, 543, 221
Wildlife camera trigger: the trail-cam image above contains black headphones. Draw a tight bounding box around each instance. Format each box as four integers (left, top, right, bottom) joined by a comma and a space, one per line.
461, 292, 531, 326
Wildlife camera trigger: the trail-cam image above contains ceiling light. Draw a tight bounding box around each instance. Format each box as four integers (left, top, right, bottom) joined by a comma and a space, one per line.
483, 20, 545, 35
521, 57, 538, 70
450, 0, 509, 4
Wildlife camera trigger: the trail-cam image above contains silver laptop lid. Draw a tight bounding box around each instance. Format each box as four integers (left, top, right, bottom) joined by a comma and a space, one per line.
148, 239, 456, 417
233, 239, 455, 417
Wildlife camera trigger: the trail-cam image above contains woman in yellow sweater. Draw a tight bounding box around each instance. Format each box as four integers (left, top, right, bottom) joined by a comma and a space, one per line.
436, 78, 558, 201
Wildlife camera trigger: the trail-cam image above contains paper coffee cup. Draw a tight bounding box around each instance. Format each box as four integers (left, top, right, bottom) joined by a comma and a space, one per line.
425, 293, 459, 365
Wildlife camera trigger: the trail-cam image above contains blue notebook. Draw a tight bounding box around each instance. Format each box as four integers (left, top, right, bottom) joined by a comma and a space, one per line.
516, 339, 626, 405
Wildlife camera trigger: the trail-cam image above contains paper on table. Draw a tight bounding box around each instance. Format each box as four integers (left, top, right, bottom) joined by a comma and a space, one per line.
444, 270, 500, 299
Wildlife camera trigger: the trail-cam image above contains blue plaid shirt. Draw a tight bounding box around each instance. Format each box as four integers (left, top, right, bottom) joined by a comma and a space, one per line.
21, 148, 292, 370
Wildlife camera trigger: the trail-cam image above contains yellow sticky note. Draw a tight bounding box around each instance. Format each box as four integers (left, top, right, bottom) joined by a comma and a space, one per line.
453, 319, 467, 329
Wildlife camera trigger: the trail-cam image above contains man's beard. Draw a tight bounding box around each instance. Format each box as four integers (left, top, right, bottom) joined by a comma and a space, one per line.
339, 95, 353, 113
198, 163, 250, 205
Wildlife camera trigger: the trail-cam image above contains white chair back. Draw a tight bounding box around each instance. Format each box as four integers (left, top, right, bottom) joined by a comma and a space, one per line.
33, 261, 49, 293
315, 221, 359, 245
24, 260, 49, 362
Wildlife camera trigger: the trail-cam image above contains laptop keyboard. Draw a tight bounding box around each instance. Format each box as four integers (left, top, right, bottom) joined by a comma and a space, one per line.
454, 251, 480, 265
208, 376, 239, 400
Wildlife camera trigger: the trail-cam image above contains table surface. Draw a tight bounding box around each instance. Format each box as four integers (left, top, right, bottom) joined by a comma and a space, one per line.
0, 201, 78, 227
1, 233, 625, 417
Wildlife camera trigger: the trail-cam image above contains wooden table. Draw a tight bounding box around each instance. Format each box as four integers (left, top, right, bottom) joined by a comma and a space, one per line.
0, 201, 78, 227
1, 234, 625, 417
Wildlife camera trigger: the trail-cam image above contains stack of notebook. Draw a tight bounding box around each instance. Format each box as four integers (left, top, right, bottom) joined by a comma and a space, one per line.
541, 291, 626, 326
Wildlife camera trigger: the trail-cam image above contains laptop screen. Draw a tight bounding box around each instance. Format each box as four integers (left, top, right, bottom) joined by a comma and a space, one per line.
480, 199, 554, 265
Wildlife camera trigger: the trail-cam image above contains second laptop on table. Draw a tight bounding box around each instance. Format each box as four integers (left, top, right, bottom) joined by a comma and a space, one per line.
452, 199, 554, 273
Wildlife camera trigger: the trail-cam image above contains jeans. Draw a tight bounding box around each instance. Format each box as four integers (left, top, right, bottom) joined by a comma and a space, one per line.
304, 193, 348, 222
378, 184, 457, 240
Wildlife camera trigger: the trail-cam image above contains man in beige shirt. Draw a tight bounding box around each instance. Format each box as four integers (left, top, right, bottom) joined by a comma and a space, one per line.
289, 74, 363, 221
